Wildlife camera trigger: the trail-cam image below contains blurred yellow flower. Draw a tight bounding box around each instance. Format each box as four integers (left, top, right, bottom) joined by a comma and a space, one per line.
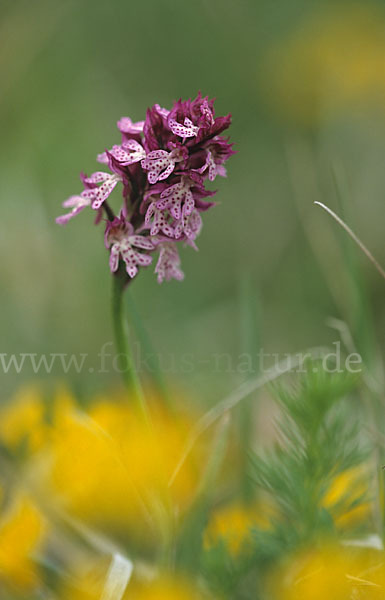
0, 385, 48, 454
267, 543, 385, 600
0, 384, 75, 455
0, 387, 206, 544
203, 466, 373, 558
44, 398, 205, 541
59, 559, 213, 600
204, 500, 273, 556
0, 490, 46, 591
322, 466, 373, 530
263, 3, 385, 126
126, 576, 212, 600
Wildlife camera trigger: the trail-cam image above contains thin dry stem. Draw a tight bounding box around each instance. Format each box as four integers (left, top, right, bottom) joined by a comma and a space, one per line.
314, 201, 385, 282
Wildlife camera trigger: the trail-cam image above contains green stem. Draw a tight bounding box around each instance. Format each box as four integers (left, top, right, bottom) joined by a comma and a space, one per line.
112, 270, 149, 421
125, 292, 173, 409
239, 274, 261, 503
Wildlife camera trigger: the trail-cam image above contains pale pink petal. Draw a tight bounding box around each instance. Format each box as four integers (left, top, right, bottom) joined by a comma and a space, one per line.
81, 188, 96, 200
183, 189, 195, 215
162, 224, 175, 237
174, 221, 184, 239
169, 118, 198, 138
109, 145, 132, 163
148, 170, 160, 184
159, 183, 179, 199
125, 261, 138, 278
149, 209, 175, 237
208, 157, 217, 181
129, 235, 154, 250
97, 152, 109, 164
109, 244, 120, 272
117, 117, 144, 134
56, 206, 83, 225
155, 197, 168, 210
157, 162, 175, 181
169, 199, 181, 220
56, 195, 90, 225
62, 195, 85, 208
91, 178, 119, 209
117, 117, 132, 132
123, 140, 144, 152
84, 172, 110, 184
147, 150, 169, 160
109, 141, 145, 165
145, 203, 156, 225
135, 253, 153, 267
155, 243, 184, 283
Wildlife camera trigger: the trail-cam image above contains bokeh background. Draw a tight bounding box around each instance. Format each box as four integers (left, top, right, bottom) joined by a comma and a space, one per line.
2, 0, 385, 401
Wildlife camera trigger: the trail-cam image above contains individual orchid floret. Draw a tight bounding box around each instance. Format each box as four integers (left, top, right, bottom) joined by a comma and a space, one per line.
105, 215, 154, 278
156, 176, 195, 220
141, 146, 186, 184
81, 172, 122, 210
168, 116, 199, 139
56, 195, 91, 225
174, 208, 202, 242
155, 242, 184, 283
117, 116, 145, 135
99, 140, 146, 167
145, 202, 175, 237
198, 149, 227, 181
194, 136, 235, 180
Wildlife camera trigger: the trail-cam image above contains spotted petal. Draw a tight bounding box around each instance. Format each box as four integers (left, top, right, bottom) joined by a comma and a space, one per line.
109, 244, 120, 272
84, 172, 111, 184
135, 253, 153, 267
129, 235, 154, 250
56, 195, 90, 225
169, 117, 199, 138
83, 176, 120, 209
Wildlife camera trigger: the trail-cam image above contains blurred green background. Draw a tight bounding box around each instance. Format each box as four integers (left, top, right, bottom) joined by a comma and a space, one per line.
2, 0, 385, 400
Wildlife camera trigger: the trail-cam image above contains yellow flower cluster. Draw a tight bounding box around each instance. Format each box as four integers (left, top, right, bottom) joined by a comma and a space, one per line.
262, 3, 385, 126
0, 385, 206, 593
0, 489, 46, 592
204, 466, 373, 558
322, 465, 373, 530
204, 500, 274, 556
267, 543, 385, 600
59, 561, 210, 600
45, 394, 204, 541
0, 384, 377, 597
